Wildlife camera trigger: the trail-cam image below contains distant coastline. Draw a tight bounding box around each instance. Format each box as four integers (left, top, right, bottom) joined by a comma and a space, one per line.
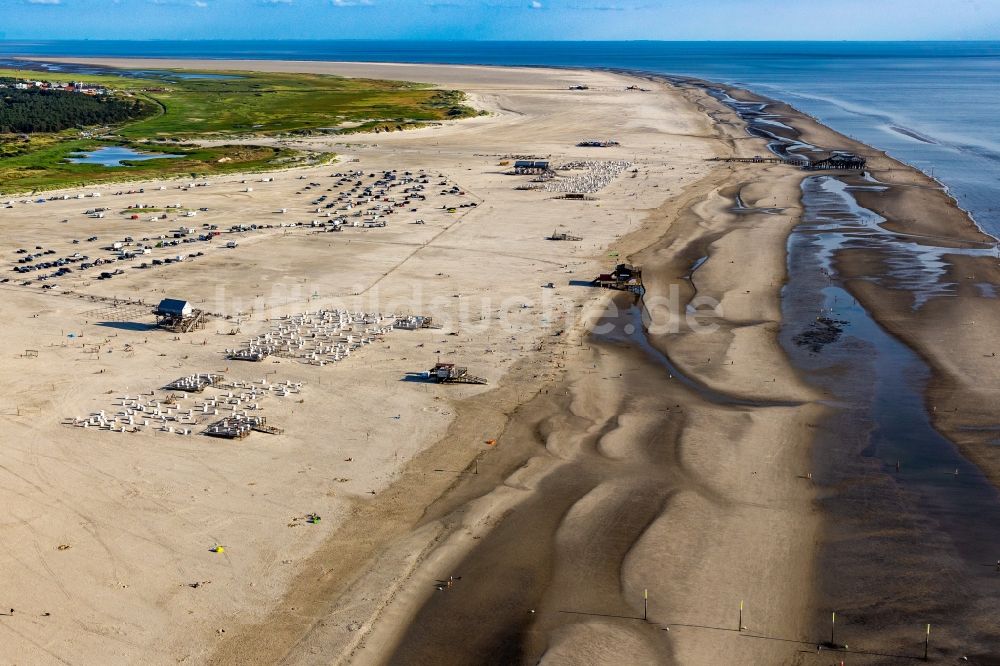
6, 40, 1000, 238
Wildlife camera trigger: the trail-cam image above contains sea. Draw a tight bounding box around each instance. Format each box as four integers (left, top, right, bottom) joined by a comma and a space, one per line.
3, 40, 1000, 237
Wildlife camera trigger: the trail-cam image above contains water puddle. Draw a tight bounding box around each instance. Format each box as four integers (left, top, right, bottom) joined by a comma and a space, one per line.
683, 255, 708, 278
974, 282, 998, 299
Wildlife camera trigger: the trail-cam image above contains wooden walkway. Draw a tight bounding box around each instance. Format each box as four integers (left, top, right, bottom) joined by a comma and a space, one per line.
180, 309, 207, 333
709, 156, 866, 170
709, 156, 797, 165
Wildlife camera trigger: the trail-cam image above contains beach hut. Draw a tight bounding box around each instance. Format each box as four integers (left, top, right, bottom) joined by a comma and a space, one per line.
809, 153, 866, 170
155, 298, 193, 318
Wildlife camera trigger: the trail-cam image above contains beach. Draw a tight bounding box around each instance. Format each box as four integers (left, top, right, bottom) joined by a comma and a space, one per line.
1, 58, 998, 665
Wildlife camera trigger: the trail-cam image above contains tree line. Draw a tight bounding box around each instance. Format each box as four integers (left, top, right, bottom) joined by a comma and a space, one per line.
0, 84, 153, 134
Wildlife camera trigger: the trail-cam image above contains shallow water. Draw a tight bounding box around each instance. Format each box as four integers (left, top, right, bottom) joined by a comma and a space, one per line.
67, 146, 180, 167
700, 77, 999, 310
0, 58, 241, 80
802, 176, 997, 309
783, 173, 1000, 581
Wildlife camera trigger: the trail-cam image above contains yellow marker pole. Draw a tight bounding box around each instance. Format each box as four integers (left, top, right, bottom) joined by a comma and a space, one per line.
924, 624, 930, 661
643, 589, 648, 621
739, 600, 743, 632
831, 611, 836, 645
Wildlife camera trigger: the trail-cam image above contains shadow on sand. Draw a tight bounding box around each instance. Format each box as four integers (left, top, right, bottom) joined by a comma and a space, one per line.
97, 321, 157, 331
400, 372, 431, 383
657, 621, 926, 661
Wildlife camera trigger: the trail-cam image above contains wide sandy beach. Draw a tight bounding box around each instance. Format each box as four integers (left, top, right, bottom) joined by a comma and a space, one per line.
2, 58, 998, 664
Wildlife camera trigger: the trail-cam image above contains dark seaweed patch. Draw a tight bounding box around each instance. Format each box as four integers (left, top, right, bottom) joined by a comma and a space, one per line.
793, 316, 847, 353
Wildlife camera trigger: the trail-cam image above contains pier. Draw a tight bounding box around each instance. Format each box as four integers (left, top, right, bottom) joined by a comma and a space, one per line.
709, 154, 866, 170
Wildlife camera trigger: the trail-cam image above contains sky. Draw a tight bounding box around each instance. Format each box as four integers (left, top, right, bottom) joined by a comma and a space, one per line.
1, 0, 999, 41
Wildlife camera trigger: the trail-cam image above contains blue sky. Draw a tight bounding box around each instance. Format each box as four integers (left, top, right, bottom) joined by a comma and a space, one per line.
1, 0, 999, 41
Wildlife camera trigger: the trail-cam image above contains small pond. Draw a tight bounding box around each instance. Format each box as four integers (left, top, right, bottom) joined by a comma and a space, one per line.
67, 146, 182, 167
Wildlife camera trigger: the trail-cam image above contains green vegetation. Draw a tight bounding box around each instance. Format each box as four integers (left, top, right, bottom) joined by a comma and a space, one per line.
0, 138, 330, 193
0, 81, 155, 133
0, 67, 480, 193
116, 71, 479, 138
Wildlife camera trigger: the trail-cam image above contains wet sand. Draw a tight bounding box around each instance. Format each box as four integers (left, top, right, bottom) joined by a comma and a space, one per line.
363, 77, 1000, 664
4, 57, 1000, 665
693, 80, 1000, 660
274, 85, 827, 664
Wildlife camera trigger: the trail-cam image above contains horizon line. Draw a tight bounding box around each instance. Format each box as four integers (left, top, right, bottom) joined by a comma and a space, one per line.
3, 38, 1000, 44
